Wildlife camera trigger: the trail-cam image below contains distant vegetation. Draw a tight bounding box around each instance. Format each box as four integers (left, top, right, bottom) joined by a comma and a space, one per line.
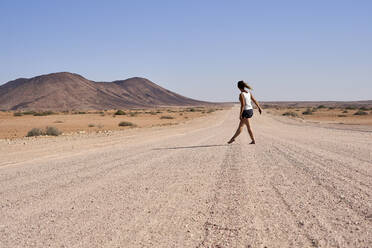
354, 110, 368, 116
118, 121, 136, 127
302, 108, 313, 115
26, 128, 44, 137
115, 110, 126, 115
345, 106, 357, 110
282, 111, 299, 117
33, 111, 55, 116
14, 111, 55, 116
26, 126, 62, 137
160, 115, 174, 119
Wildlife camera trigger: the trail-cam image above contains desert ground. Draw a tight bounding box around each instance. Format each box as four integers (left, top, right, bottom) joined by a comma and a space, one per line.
1, 105, 371, 247
267, 106, 372, 126
0, 107, 223, 139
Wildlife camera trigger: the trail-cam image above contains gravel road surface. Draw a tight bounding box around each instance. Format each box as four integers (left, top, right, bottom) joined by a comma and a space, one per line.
1, 106, 371, 247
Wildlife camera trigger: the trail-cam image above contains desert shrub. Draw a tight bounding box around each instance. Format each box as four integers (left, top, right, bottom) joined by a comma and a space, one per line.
118, 121, 135, 127
129, 112, 137, 117
156, 110, 162, 113
342, 110, 348, 113
338, 115, 347, 117
33, 111, 55, 116
115, 110, 126, 115
188, 108, 196, 112
359, 107, 368, 111
13, 112, 23, 116
354, 110, 368, 116
88, 124, 95, 127
282, 111, 299, 117
160, 115, 174, 119
317, 105, 326, 109
22, 111, 36, 115
27, 128, 44, 137
328, 107, 335, 110
207, 109, 215, 113
45, 126, 62, 136
54, 120, 64, 123
302, 108, 313, 115
345, 106, 357, 110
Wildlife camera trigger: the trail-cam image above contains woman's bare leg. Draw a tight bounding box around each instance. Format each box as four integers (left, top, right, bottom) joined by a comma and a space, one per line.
244, 118, 255, 144
228, 120, 244, 144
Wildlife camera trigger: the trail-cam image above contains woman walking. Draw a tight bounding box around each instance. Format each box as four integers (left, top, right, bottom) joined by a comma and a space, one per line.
228, 80, 262, 144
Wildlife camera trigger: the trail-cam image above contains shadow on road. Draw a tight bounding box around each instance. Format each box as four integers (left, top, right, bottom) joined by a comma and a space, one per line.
153, 144, 229, 150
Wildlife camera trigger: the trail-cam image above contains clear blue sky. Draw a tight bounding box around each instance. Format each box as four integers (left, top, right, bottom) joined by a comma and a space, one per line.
1, 0, 371, 102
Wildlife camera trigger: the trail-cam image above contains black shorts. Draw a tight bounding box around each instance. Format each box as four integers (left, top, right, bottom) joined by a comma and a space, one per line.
242, 109, 253, 119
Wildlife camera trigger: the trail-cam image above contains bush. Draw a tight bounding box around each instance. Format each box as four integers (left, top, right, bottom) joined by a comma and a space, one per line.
45, 126, 62, 136
88, 124, 95, 127
338, 115, 347, 117
302, 108, 313, 115
207, 109, 215, 113
317, 105, 326, 109
188, 108, 196, 112
354, 110, 368, 116
359, 107, 368, 111
160, 115, 174, 119
342, 110, 348, 113
33, 111, 55, 116
27, 128, 44, 137
118, 121, 135, 127
115, 110, 126, 115
22, 111, 36, 115
13, 112, 23, 116
282, 111, 299, 117
346, 106, 357, 110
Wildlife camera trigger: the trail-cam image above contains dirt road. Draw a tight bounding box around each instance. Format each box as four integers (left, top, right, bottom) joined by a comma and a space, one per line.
1, 106, 371, 247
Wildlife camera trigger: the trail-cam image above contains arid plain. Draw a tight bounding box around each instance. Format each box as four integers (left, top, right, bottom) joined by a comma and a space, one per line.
0, 107, 223, 139
1, 105, 371, 247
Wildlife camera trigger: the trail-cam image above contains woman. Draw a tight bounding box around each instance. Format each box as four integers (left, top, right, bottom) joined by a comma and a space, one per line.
228, 80, 262, 144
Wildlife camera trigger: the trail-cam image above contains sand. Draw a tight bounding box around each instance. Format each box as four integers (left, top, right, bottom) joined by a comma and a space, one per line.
0, 106, 371, 247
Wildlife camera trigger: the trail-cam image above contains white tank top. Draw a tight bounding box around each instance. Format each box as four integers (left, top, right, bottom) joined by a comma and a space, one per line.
241, 91, 253, 110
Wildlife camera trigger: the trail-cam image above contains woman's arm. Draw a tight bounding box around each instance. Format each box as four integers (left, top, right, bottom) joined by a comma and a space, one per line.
251, 94, 262, 114
239, 93, 245, 119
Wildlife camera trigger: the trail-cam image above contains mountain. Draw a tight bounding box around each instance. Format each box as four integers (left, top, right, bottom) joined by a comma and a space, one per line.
0, 72, 208, 110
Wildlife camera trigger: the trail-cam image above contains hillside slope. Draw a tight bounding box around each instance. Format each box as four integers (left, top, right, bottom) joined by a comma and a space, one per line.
0, 72, 207, 110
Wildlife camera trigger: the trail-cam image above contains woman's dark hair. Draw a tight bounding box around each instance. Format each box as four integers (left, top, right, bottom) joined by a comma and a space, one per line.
237, 80, 252, 90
